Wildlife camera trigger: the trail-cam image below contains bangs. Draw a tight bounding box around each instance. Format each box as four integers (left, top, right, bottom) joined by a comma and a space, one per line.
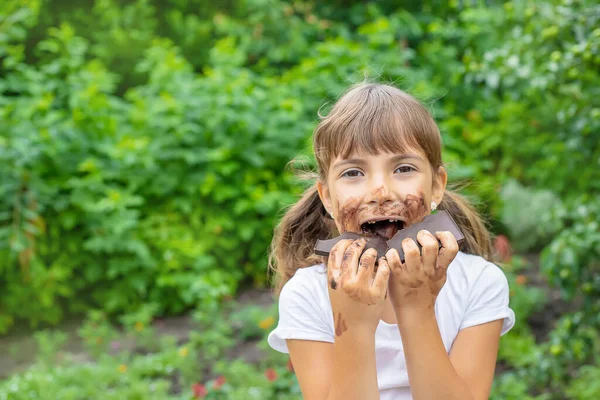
313, 83, 441, 175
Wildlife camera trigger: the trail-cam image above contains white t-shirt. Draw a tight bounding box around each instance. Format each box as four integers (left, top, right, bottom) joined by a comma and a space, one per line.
268, 251, 516, 400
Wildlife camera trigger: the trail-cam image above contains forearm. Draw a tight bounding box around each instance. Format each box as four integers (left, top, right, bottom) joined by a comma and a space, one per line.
327, 329, 379, 400
396, 308, 474, 400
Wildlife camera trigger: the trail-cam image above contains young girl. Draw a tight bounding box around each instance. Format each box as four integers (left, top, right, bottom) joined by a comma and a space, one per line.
267, 82, 515, 400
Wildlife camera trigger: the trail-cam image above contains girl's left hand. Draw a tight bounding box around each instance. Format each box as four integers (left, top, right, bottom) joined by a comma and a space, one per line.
385, 230, 459, 315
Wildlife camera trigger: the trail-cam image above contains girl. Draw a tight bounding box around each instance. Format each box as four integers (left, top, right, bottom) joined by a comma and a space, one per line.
267, 82, 515, 400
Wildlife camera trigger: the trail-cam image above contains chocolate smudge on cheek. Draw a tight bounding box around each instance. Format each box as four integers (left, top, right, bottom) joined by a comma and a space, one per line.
330, 279, 337, 290
337, 197, 367, 233
400, 193, 429, 226
335, 312, 348, 337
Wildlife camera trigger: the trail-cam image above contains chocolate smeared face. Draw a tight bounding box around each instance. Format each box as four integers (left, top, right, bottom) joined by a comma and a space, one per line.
325, 150, 441, 233
316, 149, 447, 257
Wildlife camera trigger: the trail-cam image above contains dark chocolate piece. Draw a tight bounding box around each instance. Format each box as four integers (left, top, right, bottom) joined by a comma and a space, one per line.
314, 210, 464, 262
315, 232, 388, 259
386, 210, 464, 262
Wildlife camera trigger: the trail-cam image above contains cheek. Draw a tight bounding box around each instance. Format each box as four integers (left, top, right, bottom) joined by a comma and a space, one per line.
398, 176, 431, 225
336, 197, 364, 232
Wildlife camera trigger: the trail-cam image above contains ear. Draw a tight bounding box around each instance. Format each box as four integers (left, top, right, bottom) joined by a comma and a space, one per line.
432, 166, 447, 205
316, 180, 333, 215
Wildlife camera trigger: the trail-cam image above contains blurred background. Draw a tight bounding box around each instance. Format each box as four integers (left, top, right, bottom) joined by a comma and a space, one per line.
0, 0, 599, 398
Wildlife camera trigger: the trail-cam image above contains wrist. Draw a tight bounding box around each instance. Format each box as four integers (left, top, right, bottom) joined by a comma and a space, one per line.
394, 306, 436, 329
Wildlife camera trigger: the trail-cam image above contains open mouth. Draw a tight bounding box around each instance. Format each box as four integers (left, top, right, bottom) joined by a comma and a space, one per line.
360, 219, 405, 240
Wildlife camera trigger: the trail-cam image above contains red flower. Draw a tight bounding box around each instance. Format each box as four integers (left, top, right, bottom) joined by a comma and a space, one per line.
213, 375, 226, 389
287, 357, 294, 373
265, 368, 278, 382
493, 235, 512, 262
192, 383, 208, 398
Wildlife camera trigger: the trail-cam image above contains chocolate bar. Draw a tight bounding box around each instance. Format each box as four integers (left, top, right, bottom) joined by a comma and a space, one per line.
314, 232, 389, 259
314, 210, 465, 262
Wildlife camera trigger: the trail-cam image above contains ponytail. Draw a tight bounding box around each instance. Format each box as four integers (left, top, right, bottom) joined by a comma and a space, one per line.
268, 177, 336, 297
439, 188, 493, 261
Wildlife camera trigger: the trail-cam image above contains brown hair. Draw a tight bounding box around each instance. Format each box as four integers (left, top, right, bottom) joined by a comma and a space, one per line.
268, 82, 493, 296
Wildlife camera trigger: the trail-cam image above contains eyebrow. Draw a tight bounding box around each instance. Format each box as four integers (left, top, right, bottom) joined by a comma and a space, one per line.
333, 154, 424, 170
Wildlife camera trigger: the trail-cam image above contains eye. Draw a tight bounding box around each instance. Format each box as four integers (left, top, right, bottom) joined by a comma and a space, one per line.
395, 165, 416, 173
341, 169, 363, 178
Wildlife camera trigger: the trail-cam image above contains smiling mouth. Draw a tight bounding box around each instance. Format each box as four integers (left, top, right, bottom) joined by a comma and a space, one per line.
360, 219, 405, 240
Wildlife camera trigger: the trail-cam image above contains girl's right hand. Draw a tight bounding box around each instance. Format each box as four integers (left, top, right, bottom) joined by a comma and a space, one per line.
327, 238, 390, 337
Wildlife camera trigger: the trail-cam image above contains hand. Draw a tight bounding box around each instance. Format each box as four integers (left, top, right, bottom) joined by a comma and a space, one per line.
385, 230, 459, 316
327, 238, 390, 337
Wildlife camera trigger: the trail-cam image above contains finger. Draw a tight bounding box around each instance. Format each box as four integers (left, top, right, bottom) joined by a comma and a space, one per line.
401, 238, 421, 273
435, 231, 459, 270
384, 247, 403, 275
341, 238, 367, 280
417, 230, 439, 277
328, 239, 354, 289
371, 257, 390, 299
356, 247, 378, 286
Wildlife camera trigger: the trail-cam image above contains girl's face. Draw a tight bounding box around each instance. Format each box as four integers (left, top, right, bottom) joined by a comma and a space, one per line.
317, 148, 447, 239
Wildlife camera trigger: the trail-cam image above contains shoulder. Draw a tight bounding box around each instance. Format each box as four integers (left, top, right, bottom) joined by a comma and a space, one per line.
281, 263, 328, 295
268, 263, 333, 353
443, 251, 515, 335
277, 262, 330, 318
441, 251, 512, 317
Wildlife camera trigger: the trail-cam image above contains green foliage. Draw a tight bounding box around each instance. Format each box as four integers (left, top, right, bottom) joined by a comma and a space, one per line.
490, 372, 550, 400
541, 199, 600, 303
0, 3, 599, 398
0, 351, 185, 400
505, 262, 547, 327
499, 180, 565, 252
497, 312, 600, 398
567, 365, 600, 400
450, 0, 600, 197
497, 258, 546, 369
0, 291, 292, 400
32, 329, 68, 367
77, 310, 120, 358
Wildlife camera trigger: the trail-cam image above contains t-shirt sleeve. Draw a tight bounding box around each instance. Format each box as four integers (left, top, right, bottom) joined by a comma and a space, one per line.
267, 271, 334, 354
459, 262, 516, 336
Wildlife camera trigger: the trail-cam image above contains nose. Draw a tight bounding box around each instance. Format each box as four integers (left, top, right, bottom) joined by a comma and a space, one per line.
365, 178, 393, 207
